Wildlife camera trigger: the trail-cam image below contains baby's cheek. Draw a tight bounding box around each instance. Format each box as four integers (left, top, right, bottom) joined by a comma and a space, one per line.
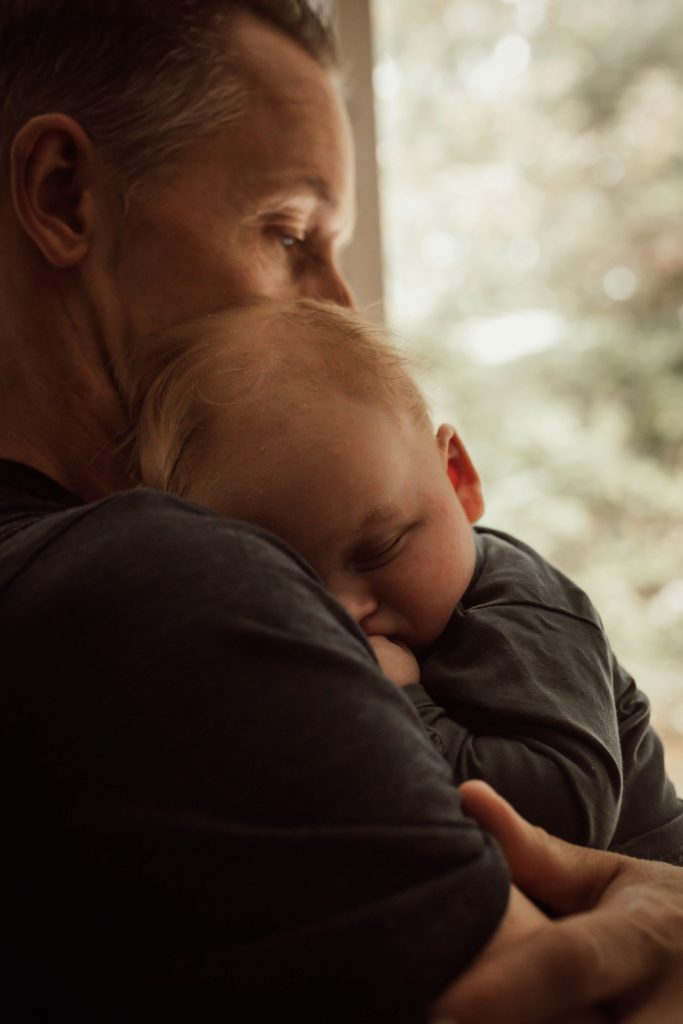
436, 532, 475, 611
411, 554, 467, 647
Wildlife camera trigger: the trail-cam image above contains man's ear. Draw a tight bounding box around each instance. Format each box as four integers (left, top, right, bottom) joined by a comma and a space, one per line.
436, 423, 485, 524
10, 114, 98, 268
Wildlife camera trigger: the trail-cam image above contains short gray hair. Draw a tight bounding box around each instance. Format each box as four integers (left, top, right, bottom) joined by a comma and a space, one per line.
0, 0, 337, 188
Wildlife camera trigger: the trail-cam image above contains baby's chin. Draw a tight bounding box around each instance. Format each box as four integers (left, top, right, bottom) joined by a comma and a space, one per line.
407, 600, 464, 653
398, 626, 446, 656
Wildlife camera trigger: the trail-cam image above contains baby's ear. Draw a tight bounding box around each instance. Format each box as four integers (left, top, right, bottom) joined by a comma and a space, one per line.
436, 423, 485, 524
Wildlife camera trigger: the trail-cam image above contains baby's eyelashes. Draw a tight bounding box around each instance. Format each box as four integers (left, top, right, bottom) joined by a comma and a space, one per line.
351, 529, 411, 572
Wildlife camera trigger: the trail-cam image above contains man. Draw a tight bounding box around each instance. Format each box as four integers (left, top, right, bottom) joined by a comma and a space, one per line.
0, 3, 510, 1019
0, 0, 355, 496
0, 2, 681, 1021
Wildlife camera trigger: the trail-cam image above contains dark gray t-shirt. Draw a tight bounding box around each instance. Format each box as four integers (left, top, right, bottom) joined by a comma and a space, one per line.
409, 527, 683, 863
0, 460, 508, 1023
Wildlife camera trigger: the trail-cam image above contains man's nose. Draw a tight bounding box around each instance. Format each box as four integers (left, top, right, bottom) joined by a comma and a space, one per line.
308, 262, 356, 308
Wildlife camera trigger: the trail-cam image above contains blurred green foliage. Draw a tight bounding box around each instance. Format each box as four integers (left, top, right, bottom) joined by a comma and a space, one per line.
373, 0, 683, 785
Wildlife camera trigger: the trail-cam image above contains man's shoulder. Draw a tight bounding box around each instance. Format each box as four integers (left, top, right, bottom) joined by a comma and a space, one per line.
0, 486, 316, 611
1, 485, 374, 699
79, 487, 308, 571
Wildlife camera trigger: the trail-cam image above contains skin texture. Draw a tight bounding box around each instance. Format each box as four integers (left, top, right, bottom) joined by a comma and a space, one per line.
434, 781, 683, 1023
0, 13, 355, 498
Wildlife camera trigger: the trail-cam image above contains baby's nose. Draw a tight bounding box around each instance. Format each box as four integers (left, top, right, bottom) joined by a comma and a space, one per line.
336, 589, 378, 626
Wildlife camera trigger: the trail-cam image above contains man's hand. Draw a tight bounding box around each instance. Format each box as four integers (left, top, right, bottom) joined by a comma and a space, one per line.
367, 635, 420, 687
433, 780, 683, 1024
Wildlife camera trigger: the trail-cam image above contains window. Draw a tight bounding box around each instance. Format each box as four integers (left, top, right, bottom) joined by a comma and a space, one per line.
342, 0, 683, 787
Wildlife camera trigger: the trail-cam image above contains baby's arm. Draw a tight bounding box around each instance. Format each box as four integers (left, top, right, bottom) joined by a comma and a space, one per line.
411, 607, 623, 850
607, 650, 683, 863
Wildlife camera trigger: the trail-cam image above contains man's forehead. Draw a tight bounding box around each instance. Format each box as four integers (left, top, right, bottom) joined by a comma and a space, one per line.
210, 15, 354, 226
231, 11, 332, 99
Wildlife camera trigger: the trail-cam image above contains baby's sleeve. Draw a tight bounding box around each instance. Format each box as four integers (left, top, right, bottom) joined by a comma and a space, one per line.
413, 602, 623, 849
607, 651, 683, 864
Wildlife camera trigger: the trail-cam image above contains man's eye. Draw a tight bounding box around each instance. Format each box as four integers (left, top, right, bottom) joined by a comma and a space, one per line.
271, 229, 305, 250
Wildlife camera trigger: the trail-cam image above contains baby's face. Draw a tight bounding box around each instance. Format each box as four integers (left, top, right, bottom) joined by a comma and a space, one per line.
207, 394, 483, 652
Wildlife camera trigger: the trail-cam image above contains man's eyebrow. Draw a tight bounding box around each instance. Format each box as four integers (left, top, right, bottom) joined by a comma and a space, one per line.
254, 177, 353, 244
259, 176, 335, 209
297, 176, 334, 204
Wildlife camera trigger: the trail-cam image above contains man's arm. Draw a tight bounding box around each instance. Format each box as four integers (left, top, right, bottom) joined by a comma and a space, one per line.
1, 492, 511, 1022
441, 883, 606, 1024
434, 781, 683, 1023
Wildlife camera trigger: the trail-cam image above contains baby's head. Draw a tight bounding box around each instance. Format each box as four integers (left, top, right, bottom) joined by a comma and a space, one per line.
133, 299, 484, 650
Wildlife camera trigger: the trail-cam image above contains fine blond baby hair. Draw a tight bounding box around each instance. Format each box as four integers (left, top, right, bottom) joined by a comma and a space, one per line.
131, 298, 431, 500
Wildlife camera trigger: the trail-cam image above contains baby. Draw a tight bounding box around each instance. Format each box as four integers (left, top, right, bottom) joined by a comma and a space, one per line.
130, 298, 683, 862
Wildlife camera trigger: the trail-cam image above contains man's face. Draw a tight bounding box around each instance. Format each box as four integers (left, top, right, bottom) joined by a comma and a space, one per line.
205, 395, 480, 653
113, 14, 356, 340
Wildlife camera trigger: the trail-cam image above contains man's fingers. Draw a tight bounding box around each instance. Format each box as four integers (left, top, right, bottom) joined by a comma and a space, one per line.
434, 905, 653, 1024
433, 924, 594, 1023
452, 783, 683, 1023
459, 780, 621, 914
